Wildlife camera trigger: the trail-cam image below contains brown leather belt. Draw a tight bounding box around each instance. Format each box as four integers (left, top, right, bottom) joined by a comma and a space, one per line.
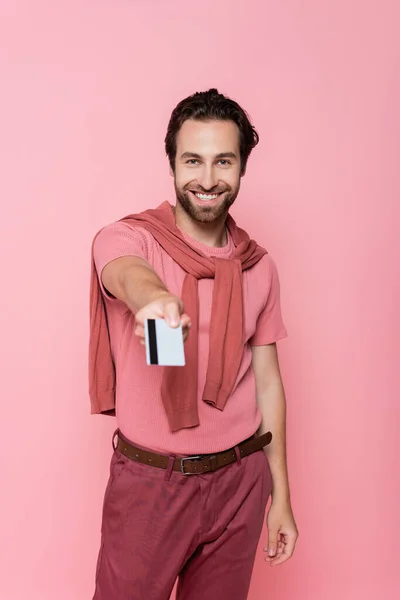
115, 429, 272, 475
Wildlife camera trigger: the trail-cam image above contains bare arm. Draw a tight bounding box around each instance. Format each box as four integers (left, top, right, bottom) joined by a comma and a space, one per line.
102, 256, 170, 312
251, 343, 298, 565
101, 255, 191, 341
251, 343, 290, 502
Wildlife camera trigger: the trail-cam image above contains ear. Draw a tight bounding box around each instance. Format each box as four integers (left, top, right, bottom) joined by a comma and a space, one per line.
169, 164, 174, 177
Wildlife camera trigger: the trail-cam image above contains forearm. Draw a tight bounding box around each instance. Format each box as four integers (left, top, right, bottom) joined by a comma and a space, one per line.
102, 257, 190, 339
120, 264, 170, 313
256, 381, 291, 504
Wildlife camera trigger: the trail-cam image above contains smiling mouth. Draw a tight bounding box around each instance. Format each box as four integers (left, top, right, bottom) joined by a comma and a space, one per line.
189, 191, 224, 202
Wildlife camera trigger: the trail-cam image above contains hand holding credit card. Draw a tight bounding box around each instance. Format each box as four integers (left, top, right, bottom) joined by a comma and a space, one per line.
144, 318, 186, 366
135, 292, 191, 346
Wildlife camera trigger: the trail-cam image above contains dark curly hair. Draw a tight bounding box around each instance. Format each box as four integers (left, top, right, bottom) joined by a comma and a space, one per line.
165, 88, 259, 175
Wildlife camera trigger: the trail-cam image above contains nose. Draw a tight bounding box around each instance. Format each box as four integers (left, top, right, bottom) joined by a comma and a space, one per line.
197, 164, 218, 192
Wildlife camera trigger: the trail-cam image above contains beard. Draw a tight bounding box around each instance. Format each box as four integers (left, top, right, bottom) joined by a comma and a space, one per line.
174, 181, 240, 223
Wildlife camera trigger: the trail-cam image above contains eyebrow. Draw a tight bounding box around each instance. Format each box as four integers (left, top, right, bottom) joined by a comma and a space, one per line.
180, 151, 238, 160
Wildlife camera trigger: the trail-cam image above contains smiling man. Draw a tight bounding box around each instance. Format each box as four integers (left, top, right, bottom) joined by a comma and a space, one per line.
89, 88, 298, 600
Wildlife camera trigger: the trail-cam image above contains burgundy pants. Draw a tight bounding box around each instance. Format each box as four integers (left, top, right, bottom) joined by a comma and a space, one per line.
93, 435, 272, 600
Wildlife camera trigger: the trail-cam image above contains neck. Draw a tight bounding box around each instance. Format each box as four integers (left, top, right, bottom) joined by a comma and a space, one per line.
173, 203, 228, 247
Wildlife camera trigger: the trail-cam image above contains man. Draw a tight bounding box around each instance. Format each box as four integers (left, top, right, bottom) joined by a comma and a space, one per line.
90, 88, 298, 600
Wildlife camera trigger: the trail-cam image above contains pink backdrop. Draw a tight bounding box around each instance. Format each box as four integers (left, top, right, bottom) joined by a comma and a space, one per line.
1, 1, 399, 599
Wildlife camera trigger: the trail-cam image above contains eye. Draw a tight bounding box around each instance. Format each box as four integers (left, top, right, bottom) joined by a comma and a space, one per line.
186, 159, 199, 165
218, 159, 231, 166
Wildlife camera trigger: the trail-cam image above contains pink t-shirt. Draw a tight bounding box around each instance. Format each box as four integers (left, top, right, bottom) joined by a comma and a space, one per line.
93, 220, 288, 454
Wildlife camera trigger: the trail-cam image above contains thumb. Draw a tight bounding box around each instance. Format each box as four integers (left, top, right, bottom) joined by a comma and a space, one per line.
265, 529, 279, 556
163, 300, 180, 327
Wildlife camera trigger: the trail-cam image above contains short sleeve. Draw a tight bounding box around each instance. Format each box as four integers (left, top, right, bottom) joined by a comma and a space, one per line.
249, 256, 288, 346
93, 222, 150, 299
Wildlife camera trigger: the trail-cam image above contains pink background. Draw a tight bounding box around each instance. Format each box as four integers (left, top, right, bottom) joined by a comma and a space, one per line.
1, 1, 399, 599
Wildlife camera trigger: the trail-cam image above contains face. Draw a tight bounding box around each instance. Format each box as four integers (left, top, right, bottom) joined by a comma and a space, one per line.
172, 119, 243, 223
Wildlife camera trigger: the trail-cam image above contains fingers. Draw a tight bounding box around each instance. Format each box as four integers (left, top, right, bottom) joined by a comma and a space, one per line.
264, 533, 297, 566
180, 313, 191, 328
265, 529, 279, 560
135, 323, 145, 340
180, 313, 191, 342
163, 301, 181, 328
134, 313, 191, 344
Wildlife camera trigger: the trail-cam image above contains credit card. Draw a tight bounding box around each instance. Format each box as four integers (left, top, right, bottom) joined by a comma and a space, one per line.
144, 318, 186, 366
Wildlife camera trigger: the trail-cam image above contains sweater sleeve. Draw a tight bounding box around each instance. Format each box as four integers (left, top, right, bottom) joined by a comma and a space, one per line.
93, 222, 150, 300
249, 256, 288, 346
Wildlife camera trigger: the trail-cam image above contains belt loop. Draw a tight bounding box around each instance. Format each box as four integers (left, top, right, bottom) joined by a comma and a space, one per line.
112, 428, 119, 451
164, 455, 175, 481
234, 445, 242, 466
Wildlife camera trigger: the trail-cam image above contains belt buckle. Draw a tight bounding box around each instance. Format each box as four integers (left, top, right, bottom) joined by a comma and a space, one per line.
180, 455, 203, 475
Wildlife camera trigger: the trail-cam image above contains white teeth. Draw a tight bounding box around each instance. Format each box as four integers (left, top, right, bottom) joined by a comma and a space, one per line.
194, 193, 218, 201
